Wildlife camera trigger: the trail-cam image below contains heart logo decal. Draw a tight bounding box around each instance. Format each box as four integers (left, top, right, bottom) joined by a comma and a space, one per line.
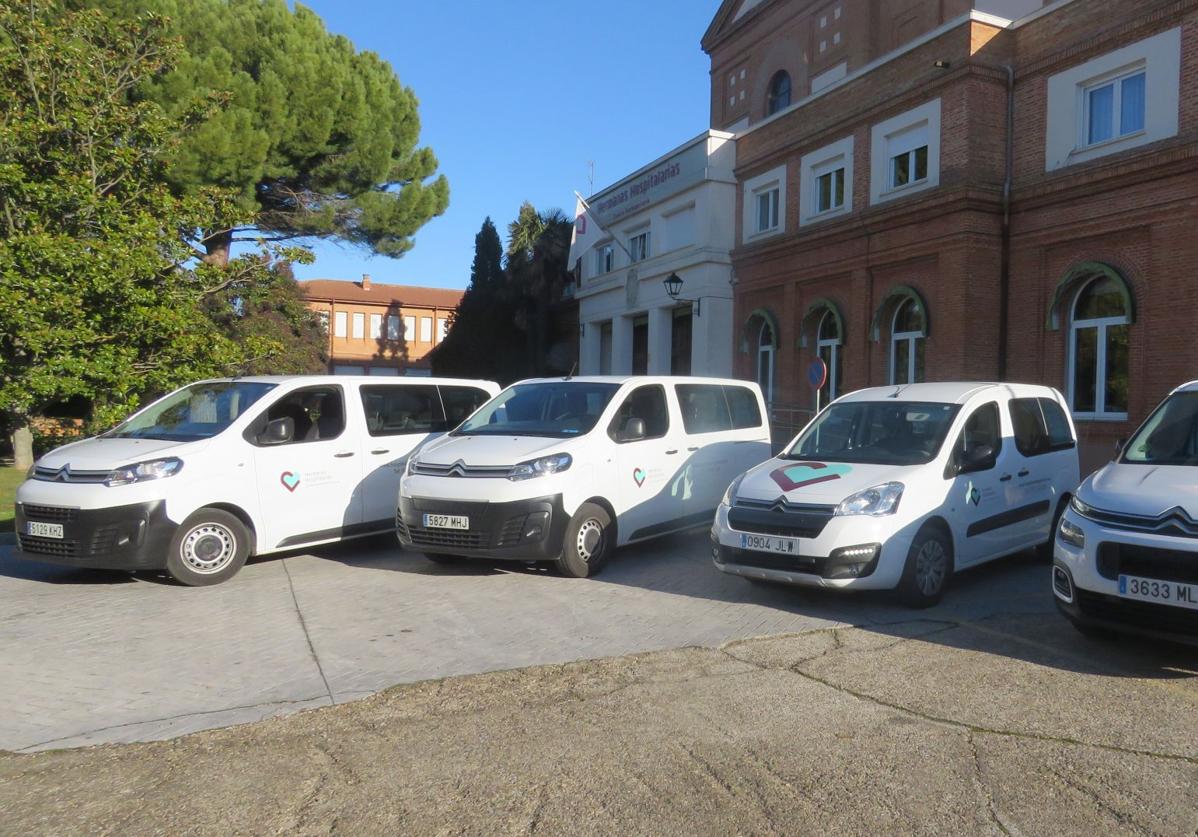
633, 467, 647, 488
967, 483, 981, 506
280, 471, 301, 493
770, 462, 853, 492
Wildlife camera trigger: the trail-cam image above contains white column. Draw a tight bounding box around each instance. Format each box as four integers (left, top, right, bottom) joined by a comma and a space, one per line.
610, 315, 634, 375
580, 322, 602, 375
647, 306, 674, 375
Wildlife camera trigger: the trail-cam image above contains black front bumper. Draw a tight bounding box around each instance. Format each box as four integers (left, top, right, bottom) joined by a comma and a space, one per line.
13, 500, 176, 570
1054, 564, 1198, 647
396, 494, 567, 560
713, 538, 881, 580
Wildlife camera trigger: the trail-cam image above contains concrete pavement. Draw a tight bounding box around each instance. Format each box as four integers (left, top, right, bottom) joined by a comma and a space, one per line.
5, 530, 1048, 752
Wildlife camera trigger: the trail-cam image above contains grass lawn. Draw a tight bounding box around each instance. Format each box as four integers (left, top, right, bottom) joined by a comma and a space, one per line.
0, 466, 25, 541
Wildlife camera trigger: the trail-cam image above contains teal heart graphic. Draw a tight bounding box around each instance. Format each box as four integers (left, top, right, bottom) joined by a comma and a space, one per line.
280, 471, 301, 493
770, 462, 853, 491
633, 468, 646, 487
970, 487, 981, 506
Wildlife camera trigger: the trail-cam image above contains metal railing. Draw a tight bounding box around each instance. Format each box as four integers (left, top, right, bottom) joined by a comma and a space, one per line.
767, 403, 816, 452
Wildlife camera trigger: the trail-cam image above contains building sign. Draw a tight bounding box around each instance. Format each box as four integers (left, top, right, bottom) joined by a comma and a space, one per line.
590, 139, 710, 227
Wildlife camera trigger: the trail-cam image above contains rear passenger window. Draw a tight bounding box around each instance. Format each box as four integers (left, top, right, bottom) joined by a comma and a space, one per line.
723, 386, 763, 429
439, 386, 490, 429
676, 384, 732, 434
360, 385, 444, 436
1010, 398, 1075, 456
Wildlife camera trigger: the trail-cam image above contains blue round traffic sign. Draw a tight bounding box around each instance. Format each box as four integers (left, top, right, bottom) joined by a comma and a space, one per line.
808, 359, 828, 390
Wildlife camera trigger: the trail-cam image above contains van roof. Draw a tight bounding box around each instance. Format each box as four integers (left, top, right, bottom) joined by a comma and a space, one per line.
1173, 380, 1198, 394
191, 375, 496, 387
511, 375, 762, 389
837, 382, 1063, 405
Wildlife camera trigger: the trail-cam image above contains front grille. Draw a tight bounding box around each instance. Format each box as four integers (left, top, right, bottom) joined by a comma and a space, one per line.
17, 534, 80, 558
31, 466, 109, 484
410, 461, 511, 479
1097, 542, 1198, 585
728, 500, 835, 539
404, 528, 486, 549
20, 504, 78, 522
497, 515, 525, 547
1076, 589, 1198, 637
1082, 505, 1198, 539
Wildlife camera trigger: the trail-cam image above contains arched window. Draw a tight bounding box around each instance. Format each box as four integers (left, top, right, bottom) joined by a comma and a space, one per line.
1069, 275, 1129, 417
890, 298, 926, 385
757, 318, 776, 404
816, 309, 842, 404
767, 71, 791, 116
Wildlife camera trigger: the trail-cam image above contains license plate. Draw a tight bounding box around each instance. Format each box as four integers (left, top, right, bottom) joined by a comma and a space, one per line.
1118, 574, 1198, 611
25, 521, 64, 539
423, 513, 469, 530
740, 533, 799, 555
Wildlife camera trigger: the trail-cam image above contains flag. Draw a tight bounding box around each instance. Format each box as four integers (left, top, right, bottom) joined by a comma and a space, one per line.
568, 193, 606, 269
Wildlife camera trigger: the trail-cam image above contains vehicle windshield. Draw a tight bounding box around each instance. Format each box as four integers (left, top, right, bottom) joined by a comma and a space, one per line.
106, 382, 276, 442
454, 382, 620, 438
1121, 391, 1198, 465
785, 400, 961, 466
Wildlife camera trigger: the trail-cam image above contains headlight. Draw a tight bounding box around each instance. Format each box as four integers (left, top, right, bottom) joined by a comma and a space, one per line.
833, 482, 904, 517
405, 455, 420, 477
722, 474, 745, 507
26, 462, 37, 479
104, 457, 183, 487
1057, 517, 1086, 549
1070, 495, 1094, 519
508, 453, 572, 481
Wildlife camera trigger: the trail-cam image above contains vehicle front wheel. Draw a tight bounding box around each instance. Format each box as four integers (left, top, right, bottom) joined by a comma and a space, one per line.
557, 503, 613, 578
165, 509, 251, 587
897, 525, 953, 608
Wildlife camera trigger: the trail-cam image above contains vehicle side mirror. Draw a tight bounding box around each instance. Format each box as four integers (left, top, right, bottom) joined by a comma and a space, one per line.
958, 443, 995, 474
259, 417, 294, 446
621, 417, 646, 442
1114, 437, 1126, 455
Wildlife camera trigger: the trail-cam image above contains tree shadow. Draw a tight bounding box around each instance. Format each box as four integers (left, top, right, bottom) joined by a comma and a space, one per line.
372, 302, 410, 370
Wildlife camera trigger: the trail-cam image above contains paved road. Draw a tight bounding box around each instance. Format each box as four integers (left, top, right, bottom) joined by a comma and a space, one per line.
1, 531, 1056, 752
2, 611, 1195, 835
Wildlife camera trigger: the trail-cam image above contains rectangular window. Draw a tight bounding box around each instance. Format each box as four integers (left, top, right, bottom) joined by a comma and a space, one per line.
420, 316, 432, 343
403, 315, 416, 339
436, 318, 448, 343
890, 144, 928, 189
675, 384, 734, 434
334, 311, 347, 338
1086, 69, 1146, 146
594, 244, 613, 276
317, 311, 330, 333
352, 312, 365, 340
369, 313, 382, 340
1010, 398, 1077, 457
386, 314, 400, 340
723, 386, 763, 430
261, 387, 345, 444
815, 167, 845, 213
628, 231, 650, 262
439, 385, 492, 428
360, 385, 444, 436
755, 188, 780, 233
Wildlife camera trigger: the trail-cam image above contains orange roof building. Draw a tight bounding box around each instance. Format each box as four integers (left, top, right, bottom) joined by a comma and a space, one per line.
299, 275, 463, 376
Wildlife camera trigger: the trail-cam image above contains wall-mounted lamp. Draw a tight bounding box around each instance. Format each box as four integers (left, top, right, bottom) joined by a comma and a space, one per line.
933, 60, 951, 69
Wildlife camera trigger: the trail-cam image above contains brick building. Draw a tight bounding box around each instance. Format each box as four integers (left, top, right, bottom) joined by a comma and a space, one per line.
298, 276, 462, 376
704, 0, 1198, 471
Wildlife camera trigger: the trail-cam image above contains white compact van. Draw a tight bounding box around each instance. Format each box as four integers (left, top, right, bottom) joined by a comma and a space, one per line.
397, 376, 772, 577
1054, 381, 1198, 644
14, 375, 499, 585
713, 383, 1080, 606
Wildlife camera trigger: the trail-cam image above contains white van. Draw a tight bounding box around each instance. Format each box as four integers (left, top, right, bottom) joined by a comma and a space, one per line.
397, 376, 771, 577
1053, 381, 1198, 644
713, 383, 1080, 606
14, 375, 499, 585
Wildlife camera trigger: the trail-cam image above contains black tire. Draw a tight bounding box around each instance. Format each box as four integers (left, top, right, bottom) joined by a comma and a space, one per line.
557, 502, 613, 578
423, 552, 464, 564
165, 509, 251, 587
1036, 497, 1069, 563
897, 525, 953, 608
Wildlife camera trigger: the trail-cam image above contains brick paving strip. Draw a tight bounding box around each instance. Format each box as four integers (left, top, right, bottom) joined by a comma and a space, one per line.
2, 616, 1196, 835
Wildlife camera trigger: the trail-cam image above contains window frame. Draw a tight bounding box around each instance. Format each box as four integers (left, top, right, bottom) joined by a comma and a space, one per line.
754, 185, 780, 233
628, 230, 650, 263
766, 70, 791, 116
1067, 277, 1130, 421
869, 99, 941, 206
816, 309, 842, 402
606, 384, 670, 443
351, 312, 365, 340
947, 401, 1002, 476
333, 311, 347, 338
359, 383, 445, 437
743, 165, 787, 242
889, 299, 926, 386
757, 319, 776, 404
247, 385, 347, 446
1081, 67, 1147, 149
419, 316, 433, 343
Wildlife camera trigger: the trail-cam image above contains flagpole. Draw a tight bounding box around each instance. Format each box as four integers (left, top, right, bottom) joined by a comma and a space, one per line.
575, 191, 635, 263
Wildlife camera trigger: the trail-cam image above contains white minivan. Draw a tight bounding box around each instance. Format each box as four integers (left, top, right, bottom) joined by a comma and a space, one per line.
397, 376, 772, 577
713, 383, 1080, 606
1054, 381, 1198, 644
14, 375, 499, 585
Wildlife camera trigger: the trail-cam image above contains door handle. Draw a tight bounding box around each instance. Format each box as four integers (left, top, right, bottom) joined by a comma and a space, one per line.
665, 449, 679, 455
371, 449, 390, 455
687, 446, 701, 452
334, 451, 355, 458
1017, 469, 1030, 478
999, 473, 1013, 482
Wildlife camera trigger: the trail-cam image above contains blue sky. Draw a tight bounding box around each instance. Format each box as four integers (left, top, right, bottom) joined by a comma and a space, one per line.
290, 0, 723, 290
